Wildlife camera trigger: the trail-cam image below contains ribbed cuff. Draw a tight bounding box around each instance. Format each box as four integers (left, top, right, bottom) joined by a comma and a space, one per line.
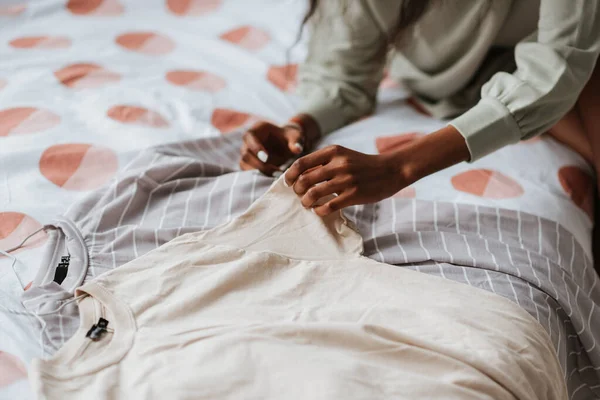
449, 97, 522, 162
297, 99, 348, 136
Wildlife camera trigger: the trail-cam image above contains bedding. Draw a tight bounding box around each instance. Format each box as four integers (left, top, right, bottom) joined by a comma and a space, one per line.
0, 0, 598, 399
30, 177, 567, 400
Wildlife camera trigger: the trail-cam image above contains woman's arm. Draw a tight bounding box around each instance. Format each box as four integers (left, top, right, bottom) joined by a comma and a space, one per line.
239, 0, 391, 174
283, 125, 469, 216
296, 0, 390, 137
449, 0, 600, 162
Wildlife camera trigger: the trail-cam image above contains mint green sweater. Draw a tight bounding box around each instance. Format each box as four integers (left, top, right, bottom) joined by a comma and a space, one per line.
297, 0, 600, 161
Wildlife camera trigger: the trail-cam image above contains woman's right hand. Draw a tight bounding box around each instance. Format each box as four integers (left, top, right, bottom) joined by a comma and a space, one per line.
239, 121, 306, 176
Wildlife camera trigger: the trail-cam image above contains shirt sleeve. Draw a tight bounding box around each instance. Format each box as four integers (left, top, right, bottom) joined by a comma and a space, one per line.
296, 0, 389, 135
450, 0, 600, 161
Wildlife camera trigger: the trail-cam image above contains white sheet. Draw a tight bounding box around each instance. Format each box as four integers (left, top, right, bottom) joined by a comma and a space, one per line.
0, 0, 594, 398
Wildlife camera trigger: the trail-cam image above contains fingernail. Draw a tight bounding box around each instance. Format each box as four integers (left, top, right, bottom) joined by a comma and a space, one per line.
294, 143, 303, 152
311, 208, 316, 214
257, 150, 268, 163
283, 170, 290, 187
272, 171, 282, 179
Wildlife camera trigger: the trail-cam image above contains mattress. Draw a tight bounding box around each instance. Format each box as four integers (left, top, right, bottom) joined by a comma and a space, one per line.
0, 0, 597, 399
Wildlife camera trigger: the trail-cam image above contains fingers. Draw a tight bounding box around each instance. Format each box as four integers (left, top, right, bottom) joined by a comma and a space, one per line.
239, 143, 280, 176
313, 189, 357, 216
243, 130, 269, 163
284, 127, 304, 155
285, 145, 343, 186
292, 165, 336, 196
239, 160, 255, 171
300, 179, 347, 208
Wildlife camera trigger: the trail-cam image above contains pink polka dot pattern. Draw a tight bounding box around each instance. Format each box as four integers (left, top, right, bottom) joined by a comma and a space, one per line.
107, 105, 169, 128
0, 79, 6, 90
0, 212, 47, 256
39, 144, 118, 191
0, 4, 26, 16
452, 169, 524, 199
54, 63, 121, 89
166, 0, 221, 16
376, 132, 423, 154
67, 0, 124, 16
220, 26, 270, 51
115, 32, 175, 55
406, 97, 432, 117
0, 352, 27, 388
166, 70, 226, 92
558, 166, 594, 220
211, 108, 251, 134
9, 36, 71, 49
380, 71, 399, 90
522, 135, 544, 144
393, 186, 416, 199
0, 107, 61, 137
267, 64, 297, 92
210, 108, 270, 134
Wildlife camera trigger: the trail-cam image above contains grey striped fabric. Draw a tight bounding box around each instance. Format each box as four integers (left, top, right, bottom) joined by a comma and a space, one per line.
21, 133, 599, 399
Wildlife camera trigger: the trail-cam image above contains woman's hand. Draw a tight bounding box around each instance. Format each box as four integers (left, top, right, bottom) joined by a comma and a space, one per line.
239, 122, 304, 176
284, 126, 471, 216
239, 114, 322, 176
283, 145, 411, 216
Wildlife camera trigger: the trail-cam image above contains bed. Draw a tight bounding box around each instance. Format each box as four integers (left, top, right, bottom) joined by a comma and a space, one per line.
0, 0, 598, 398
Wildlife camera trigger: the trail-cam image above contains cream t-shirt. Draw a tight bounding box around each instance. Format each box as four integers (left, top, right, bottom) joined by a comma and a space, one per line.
30, 178, 567, 400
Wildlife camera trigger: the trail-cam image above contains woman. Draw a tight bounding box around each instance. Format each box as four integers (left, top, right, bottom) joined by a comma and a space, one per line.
240, 0, 600, 217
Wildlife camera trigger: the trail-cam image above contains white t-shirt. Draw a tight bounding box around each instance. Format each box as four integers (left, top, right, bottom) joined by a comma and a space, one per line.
30, 178, 566, 400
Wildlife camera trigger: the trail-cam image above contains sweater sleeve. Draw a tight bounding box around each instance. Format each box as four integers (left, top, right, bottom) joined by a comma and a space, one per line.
296, 0, 390, 135
450, 0, 600, 161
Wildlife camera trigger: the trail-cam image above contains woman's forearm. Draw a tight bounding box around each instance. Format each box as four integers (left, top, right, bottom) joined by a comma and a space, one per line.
399, 125, 471, 184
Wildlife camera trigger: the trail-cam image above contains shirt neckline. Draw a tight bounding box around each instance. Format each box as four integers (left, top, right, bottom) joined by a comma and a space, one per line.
31, 282, 136, 380
31, 217, 89, 293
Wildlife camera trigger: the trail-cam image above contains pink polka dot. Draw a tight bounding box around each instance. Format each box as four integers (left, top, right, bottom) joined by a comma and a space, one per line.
107, 105, 169, 128
267, 64, 297, 92
115, 32, 175, 55
54, 63, 121, 89
9, 35, 71, 49
210, 108, 272, 134
0, 212, 47, 256
23, 281, 32, 291
166, 0, 221, 16
0, 352, 27, 388
406, 97, 431, 117
393, 186, 416, 199
376, 132, 423, 154
166, 70, 226, 92
39, 144, 118, 191
220, 26, 270, 51
211, 108, 251, 134
0, 4, 26, 16
380, 70, 399, 90
452, 169, 524, 199
558, 166, 594, 219
522, 135, 544, 144
67, 0, 123, 16
0, 107, 61, 137
0, 79, 6, 90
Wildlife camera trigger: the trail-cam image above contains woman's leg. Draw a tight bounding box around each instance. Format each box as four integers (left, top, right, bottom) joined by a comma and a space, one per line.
573, 61, 600, 271
548, 108, 593, 164
574, 60, 600, 190
548, 60, 600, 271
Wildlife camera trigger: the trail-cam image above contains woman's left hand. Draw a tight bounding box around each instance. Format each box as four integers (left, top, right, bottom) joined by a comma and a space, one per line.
283, 145, 410, 216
